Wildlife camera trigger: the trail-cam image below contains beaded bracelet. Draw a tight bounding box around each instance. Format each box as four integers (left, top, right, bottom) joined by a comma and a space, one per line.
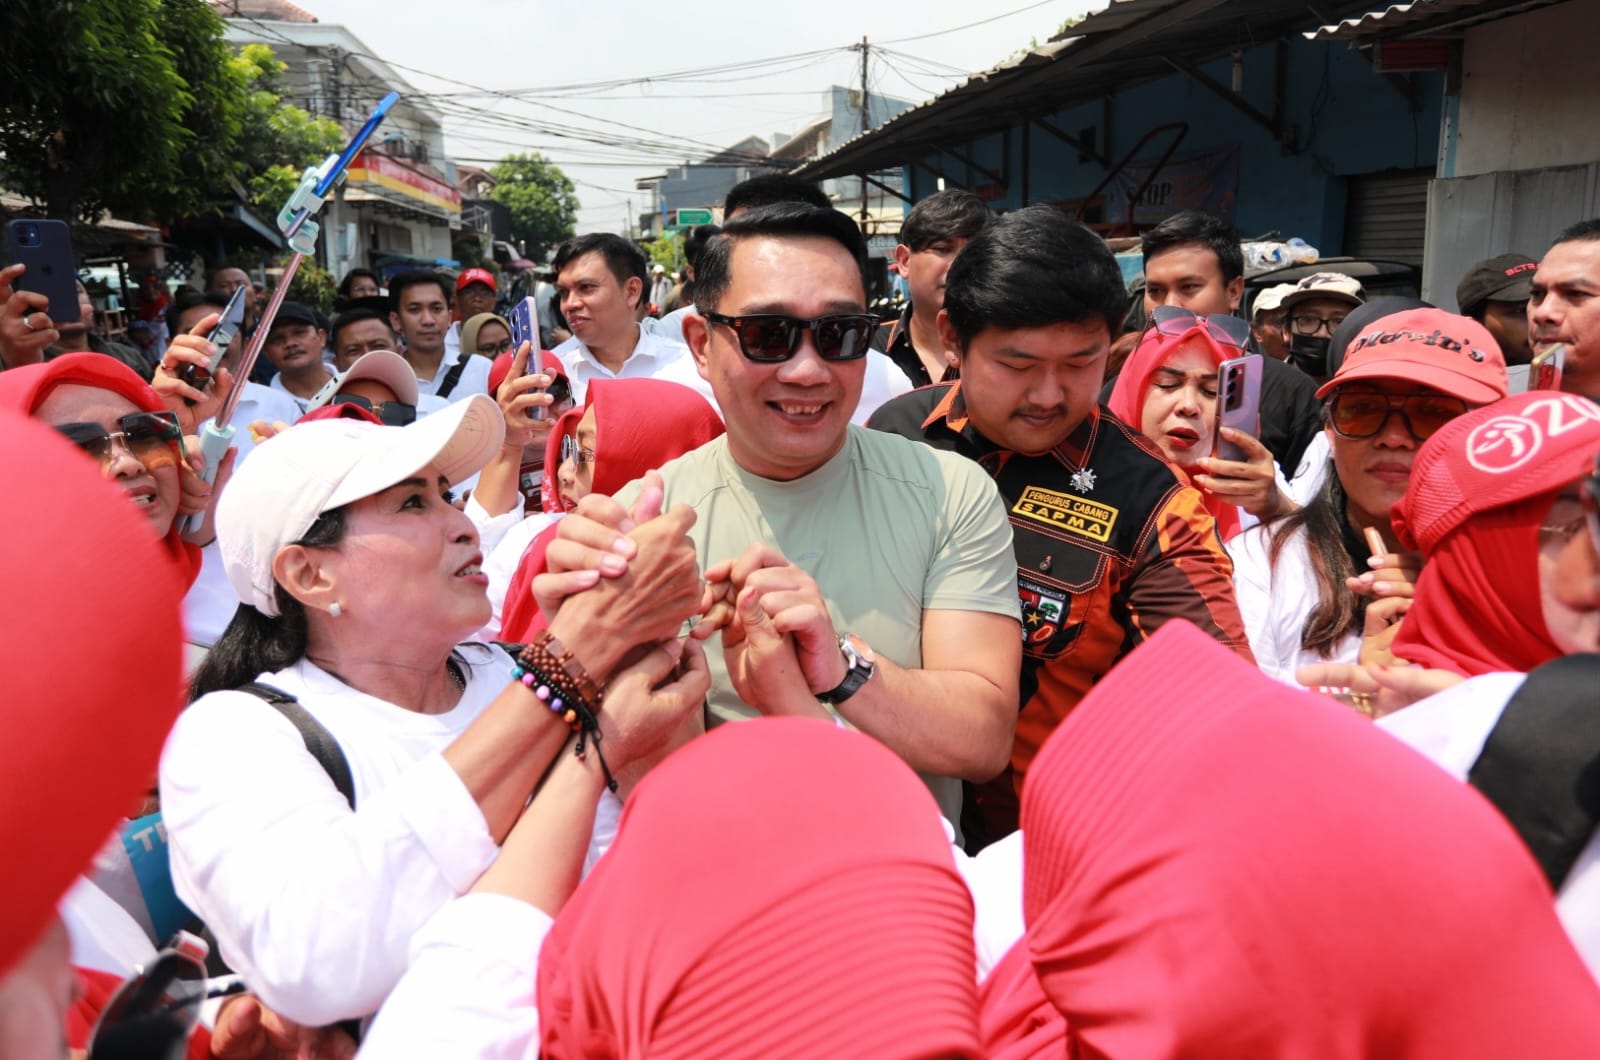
509, 647, 617, 792
523, 630, 602, 707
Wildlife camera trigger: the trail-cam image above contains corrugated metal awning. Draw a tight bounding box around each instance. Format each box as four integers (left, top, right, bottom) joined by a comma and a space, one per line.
1308, 0, 1571, 40
794, 0, 1395, 182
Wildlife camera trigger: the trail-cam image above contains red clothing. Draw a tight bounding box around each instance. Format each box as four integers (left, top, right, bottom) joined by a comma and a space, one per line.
537, 717, 981, 1058
986, 620, 1600, 1057
1392, 391, 1600, 676
499, 378, 722, 642
0, 352, 201, 588
1105, 320, 1243, 541
0, 410, 184, 974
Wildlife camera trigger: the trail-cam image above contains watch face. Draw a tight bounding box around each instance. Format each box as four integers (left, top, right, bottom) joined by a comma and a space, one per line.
844, 633, 876, 665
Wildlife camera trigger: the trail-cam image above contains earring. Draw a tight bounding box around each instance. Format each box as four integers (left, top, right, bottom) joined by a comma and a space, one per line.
329, 602, 343, 618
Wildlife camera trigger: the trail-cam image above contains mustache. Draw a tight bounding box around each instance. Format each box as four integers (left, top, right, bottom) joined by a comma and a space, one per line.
1011, 406, 1066, 420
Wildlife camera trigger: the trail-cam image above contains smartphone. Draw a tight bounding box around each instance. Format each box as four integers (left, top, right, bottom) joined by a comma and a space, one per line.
176, 284, 249, 392
4, 218, 79, 323
1531, 344, 1565, 391
508, 296, 548, 421
1215, 353, 1264, 462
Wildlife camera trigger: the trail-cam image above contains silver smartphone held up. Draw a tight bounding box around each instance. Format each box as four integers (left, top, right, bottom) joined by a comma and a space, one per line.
508, 296, 548, 420
1216, 353, 1264, 462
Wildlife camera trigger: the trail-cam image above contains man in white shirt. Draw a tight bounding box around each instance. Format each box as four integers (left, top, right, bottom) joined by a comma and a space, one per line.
550, 234, 688, 402
262, 301, 334, 413
389, 269, 491, 401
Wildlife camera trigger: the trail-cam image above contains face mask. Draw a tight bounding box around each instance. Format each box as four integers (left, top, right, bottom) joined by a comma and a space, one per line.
1287, 333, 1331, 379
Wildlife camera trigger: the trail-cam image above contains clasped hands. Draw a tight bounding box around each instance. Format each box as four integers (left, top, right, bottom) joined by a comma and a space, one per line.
534, 470, 842, 720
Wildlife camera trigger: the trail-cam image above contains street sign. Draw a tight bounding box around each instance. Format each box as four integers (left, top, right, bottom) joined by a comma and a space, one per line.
673, 208, 714, 226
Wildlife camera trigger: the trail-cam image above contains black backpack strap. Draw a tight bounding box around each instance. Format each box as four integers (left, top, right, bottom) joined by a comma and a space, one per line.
434, 353, 471, 399
240, 682, 356, 810
1466, 654, 1600, 890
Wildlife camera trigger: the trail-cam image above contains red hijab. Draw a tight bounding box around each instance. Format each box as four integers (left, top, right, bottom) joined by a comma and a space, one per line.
0, 411, 184, 975
537, 718, 981, 1059
984, 619, 1600, 1057
1392, 391, 1600, 676
0, 353, 201, 587
1106, 324, 1242, 540
500, 378, 722, 641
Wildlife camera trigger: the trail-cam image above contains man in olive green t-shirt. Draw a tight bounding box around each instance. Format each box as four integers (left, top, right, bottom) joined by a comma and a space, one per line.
559, 202, 1022, 832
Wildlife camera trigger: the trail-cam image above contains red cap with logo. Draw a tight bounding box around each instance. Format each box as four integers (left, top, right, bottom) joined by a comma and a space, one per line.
1315, 307, 1509, 403
456, 267, 497, 293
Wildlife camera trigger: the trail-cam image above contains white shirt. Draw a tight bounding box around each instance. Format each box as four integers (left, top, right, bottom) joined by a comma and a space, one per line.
1285, 430, 1329, 507
267, 372, 331, 415
1227, 519, 1361, 685
552, 326, 689, 403
159, 649, 508, 1025
1379, 672, 1600, 983
651, 347, 915, 428
653, 304, 697, 345
412, 344, 493, 402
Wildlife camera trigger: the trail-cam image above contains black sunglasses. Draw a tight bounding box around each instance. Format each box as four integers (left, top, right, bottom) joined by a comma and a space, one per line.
1148, 305, 1251, 349
332, 393, 417, 426
88, 932, 245, 1060
704, 311, 879, 363
55, 411, 183, 465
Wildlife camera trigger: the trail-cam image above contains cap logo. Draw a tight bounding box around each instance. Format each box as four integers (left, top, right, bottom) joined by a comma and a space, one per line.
1349, 327, 1487, 362
1465, 394, 1600, 474
1504, 262, 1537, 278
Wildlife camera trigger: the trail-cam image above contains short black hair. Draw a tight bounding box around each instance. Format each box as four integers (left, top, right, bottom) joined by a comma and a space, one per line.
1553, 218, 1600, 246
388, 270, 451, 312
330, 307, 396, 350
684, 223, 722, 272
166, 288, 230, 336
1140, 210, 1244, 285
337, 267, 380, 299
693, 203, 869, 315
942, 204, 1127, 349
552, 233, 649, 308
723, 173, 831, 216
898, 189, 992, 253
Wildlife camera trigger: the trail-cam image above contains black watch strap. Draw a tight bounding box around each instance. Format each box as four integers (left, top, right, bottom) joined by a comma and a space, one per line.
818, 634, 874, 705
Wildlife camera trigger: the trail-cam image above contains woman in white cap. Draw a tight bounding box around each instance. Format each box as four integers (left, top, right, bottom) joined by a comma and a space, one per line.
158, 393, 709, 1030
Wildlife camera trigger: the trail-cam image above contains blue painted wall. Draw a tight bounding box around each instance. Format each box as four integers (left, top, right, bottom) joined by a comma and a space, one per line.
902, 39, 1442, 255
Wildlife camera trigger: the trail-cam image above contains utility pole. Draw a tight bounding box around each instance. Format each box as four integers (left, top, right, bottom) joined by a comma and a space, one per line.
858, 36, 871, 229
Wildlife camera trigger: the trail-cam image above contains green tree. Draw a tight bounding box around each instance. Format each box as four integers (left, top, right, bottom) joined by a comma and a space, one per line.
490, 154, 580, 263
646, 233, 682, 273
285, 258, 336, 317
229, 44, 346, 220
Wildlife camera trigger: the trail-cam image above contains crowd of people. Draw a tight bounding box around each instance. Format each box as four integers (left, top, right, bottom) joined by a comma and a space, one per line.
2, 169, 1600, 1057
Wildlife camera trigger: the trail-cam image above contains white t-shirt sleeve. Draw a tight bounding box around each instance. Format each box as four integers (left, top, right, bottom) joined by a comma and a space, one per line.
851, 351, 915, 426
464, 491, 527, 560
361, 893, 551, 1060
159, 695, 498, 1025
943, 820, 1025, 981
1226, 525, 1303, 685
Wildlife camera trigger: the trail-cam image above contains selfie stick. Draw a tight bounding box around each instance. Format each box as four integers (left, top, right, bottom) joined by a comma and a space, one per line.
182, 92, 399, 533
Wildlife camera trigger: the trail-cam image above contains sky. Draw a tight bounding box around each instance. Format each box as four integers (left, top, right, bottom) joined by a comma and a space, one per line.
285, 0, 1104, 234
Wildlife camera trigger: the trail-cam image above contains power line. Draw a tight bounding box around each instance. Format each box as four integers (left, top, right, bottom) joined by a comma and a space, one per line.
877, 0, 1067, 46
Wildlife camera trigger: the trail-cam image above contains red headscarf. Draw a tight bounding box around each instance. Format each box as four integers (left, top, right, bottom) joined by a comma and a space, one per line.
984, 619, 1600, 1057
0, 411, 184, 976
500, 378, 723, 641
1106, 324, 1242, 540
0, 353, 201, 587
1392, 391, 1600, 676
537, 718, 981, 1059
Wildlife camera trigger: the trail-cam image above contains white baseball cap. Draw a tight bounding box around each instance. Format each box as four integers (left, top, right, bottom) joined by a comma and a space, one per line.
1252, 283, 1299, 317
305, 350, 419, 411
217, 394, 504, 615
1279, 272, 1365, 313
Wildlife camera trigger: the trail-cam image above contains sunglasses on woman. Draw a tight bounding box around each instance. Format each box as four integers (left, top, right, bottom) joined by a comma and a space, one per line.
1327, 390, 1469, 441
332, 393, 417, 426
703, 311, 879, 363
55, 411, 183, 465
1583, 453, 1600, 556
1147, 305, 1251, 349
561, 434, 595, 468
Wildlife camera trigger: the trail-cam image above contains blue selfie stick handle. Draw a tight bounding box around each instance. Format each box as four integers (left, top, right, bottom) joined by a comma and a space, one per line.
281, 91, 400, 246
180, 420, 236, 534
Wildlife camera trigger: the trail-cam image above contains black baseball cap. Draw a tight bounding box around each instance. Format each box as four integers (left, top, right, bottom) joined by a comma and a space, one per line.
1455, 253, 1537, 315
267, 301, 322, 333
